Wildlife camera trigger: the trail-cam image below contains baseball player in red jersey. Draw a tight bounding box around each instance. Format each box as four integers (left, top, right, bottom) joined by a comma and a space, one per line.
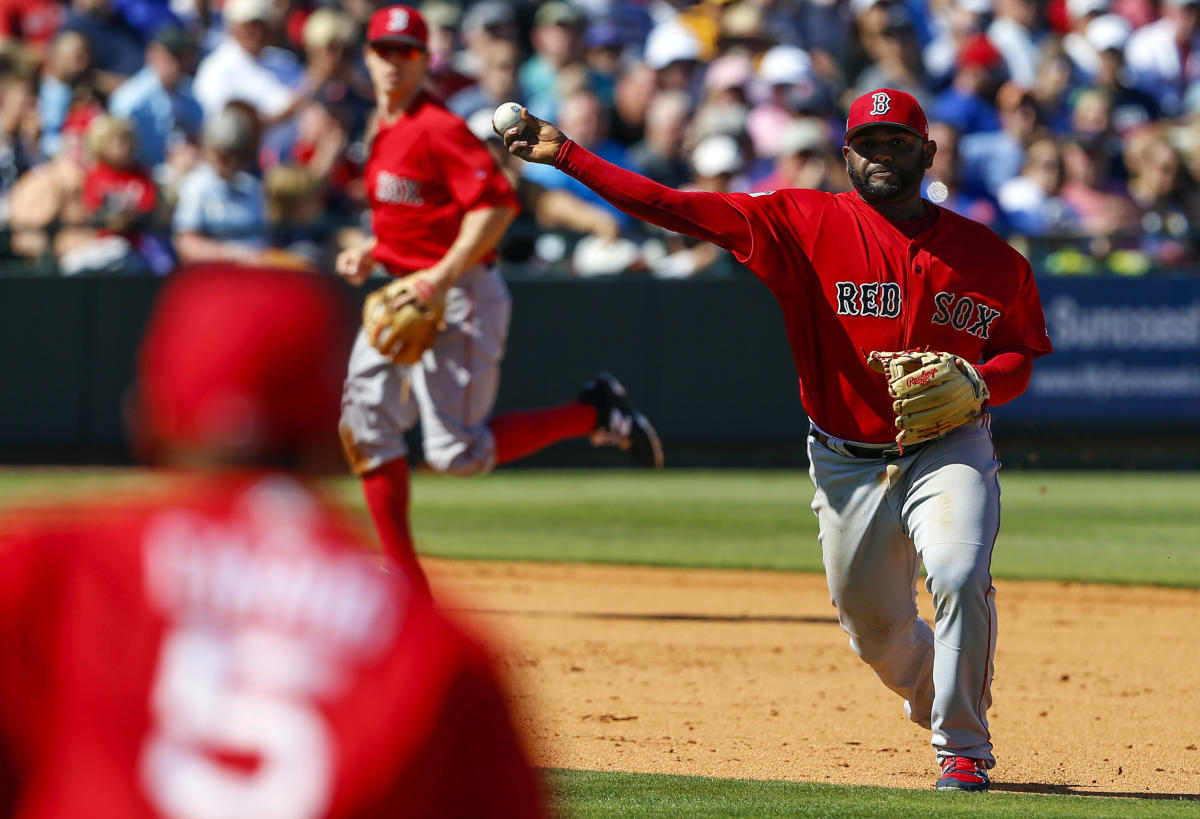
335, 5, 662, 592
0, 264, 547, 819
502, 88, 1053, 791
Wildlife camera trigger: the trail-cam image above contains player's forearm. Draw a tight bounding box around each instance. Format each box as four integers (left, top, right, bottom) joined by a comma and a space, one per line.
975, 347, 1033, 406
424, 205, 516, 291
554, 140, 752, 256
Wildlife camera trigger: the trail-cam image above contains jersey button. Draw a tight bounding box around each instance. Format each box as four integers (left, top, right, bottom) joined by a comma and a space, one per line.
915, 265, 923, 274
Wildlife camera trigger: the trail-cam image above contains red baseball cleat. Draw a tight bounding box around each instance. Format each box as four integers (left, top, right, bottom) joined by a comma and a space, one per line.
935, 756, 990, 792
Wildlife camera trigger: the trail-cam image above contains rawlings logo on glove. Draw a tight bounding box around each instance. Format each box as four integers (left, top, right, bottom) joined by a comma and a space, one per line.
362, 275, 446, 365
867, 350, 990, 448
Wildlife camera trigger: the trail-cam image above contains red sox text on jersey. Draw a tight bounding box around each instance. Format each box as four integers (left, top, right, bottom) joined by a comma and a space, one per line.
374, 171, 424, 206
836, 283, 1003, 340
365, 91, 517, 274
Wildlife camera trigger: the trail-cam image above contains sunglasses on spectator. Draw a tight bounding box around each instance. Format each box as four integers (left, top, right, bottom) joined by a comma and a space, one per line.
370, 42, 424, 60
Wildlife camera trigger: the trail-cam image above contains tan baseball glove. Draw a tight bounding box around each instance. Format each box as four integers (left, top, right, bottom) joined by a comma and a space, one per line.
867, 350, 990, 447
362, 275, 446, 365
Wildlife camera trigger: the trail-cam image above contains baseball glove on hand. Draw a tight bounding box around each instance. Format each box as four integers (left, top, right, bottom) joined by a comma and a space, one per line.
362, 275, 446, 365
867, 350, 990, 447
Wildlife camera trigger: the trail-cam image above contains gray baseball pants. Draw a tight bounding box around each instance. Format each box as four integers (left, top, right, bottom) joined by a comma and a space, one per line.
807, 418, 1000, 766
339, 264, 511, 476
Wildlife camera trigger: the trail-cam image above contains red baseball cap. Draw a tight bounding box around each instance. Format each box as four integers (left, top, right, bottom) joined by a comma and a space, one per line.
958, 33, 1003, 71
136, 264, 353, 464
366, 5, 428, 49
844, 88, 928, 142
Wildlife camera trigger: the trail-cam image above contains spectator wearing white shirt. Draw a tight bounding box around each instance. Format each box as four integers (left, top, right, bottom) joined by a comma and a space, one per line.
987, 0, 1042, 88
923, 0, 991, 89
192, 0, 310, 128
1125, 0, 1200, 116
1061, 0, 1111, 79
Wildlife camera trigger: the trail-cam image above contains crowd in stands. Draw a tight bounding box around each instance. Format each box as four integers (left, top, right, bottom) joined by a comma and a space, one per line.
3, 0, 1200, 278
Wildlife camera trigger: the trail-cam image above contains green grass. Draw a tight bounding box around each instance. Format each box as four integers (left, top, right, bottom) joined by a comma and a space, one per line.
549, 769, 1200, 818
399, 469, 1200, 588
2, 466, 1197, 814
2, 468, 1198, 587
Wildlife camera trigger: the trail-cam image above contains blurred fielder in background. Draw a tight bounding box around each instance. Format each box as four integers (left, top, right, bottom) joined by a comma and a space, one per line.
335, 5, 662, 595
0, 264, 547, 818
502, 88, 1052, 792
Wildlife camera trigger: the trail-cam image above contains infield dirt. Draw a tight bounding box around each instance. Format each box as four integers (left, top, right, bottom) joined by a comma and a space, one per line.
428, 559, 1200, 799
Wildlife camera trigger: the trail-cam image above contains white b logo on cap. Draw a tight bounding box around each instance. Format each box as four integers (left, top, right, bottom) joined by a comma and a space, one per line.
388, 7, 409, 31
870, 92, 891, 116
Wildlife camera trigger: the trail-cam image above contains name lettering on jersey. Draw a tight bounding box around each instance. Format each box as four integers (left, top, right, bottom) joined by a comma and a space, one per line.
143, 509, 398, 657
375, 170, 424, 206
931, 291, 1002, 339
836, 281, 901, 318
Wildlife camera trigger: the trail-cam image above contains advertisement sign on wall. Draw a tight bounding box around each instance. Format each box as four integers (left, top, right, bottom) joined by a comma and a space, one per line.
1008, 278, 1200, 421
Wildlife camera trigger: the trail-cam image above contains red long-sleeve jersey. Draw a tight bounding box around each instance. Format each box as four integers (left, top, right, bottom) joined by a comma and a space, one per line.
555, 141, 1052, 443
0, 472, 545, 819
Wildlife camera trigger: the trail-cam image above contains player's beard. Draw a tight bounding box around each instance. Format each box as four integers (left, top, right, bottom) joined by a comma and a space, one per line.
846, 157, 923, 201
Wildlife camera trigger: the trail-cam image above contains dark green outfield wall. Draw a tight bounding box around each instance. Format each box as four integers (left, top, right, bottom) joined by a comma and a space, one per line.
0, 276, 808, 465
1, 275, 1197, 468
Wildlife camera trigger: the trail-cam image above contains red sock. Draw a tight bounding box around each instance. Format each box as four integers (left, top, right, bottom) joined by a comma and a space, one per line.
490, 400, 598, 465
361, 458, 429, 596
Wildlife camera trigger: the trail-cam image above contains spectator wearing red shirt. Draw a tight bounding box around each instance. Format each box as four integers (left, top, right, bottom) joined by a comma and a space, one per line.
77, 114, 170, 273
82, 115, 156, 237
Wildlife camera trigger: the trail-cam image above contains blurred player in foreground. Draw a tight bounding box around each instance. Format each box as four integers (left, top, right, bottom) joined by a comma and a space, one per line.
336, 5, 662, 593
501, 89, 1052, 792
0, 264, 547, 818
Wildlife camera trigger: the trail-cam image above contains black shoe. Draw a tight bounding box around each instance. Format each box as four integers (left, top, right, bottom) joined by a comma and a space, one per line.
577, 372, 664, 469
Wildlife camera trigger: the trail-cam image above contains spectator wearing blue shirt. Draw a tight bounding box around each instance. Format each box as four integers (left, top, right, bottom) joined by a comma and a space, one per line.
172, 106, 269, 265
110, 0, 181, 42
996, 135, 1083, 236
521, 88, 631, 227
628, 90, 692, 189
37, 30, 95, 158
958, 80, 1042, 199
446, 38, 524, 122
924, 120, 1003, 229
580, 19, 626, 109
518, 1, 587, 122
108, 25, 203, 172
849, 4, 931, 108
928, 34, 1003, 136
59, 0, 147, 95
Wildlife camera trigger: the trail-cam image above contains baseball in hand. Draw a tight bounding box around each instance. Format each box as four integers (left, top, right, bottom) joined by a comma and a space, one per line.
493, 102, 527, 137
